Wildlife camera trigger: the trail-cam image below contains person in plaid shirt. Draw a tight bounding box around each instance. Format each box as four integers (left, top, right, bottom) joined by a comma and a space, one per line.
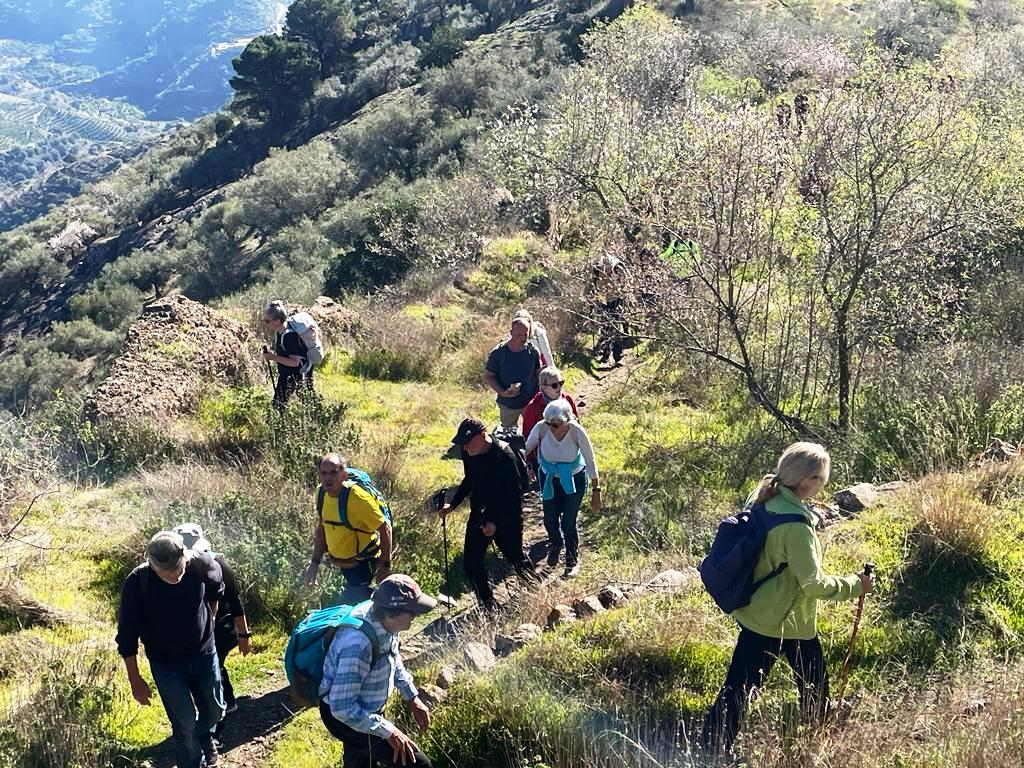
319, 574, 437, 767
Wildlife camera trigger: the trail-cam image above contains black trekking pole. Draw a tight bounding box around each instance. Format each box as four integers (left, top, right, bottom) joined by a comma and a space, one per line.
431, 489, 451, 615
835, 562, 875, 707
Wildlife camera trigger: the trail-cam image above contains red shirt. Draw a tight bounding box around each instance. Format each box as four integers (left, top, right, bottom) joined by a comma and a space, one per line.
522, 391, 579, 459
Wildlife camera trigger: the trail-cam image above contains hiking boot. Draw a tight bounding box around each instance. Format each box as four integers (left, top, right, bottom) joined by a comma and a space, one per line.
202, 739, 220, 767
547, 546, 561, 567
563, 563, 580, 579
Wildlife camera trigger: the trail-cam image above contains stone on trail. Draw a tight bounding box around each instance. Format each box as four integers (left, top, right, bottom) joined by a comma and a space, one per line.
436, 666, 458, 690
495, 623, 543, 656
597, 585, 626, 609
546, 604, 576, 629
832, 483, 879, 514
573, 596, 605, 618
645, 568, 697, 592
417, 683, 448, 707
463, 642, 497, 673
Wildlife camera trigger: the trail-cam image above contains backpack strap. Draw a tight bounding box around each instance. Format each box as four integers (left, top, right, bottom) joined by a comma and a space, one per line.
748, 507, 813, 593
333, 616, 383, 667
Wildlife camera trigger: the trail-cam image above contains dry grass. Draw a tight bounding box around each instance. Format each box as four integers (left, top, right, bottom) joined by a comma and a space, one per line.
915, 474, 996, 566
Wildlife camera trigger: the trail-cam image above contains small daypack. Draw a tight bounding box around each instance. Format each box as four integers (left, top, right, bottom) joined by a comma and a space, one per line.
491, 429, 531, 494
699, 503, 811, 614
284, 601, 382, 707
287, 312, 325, 369
316, 469, 395, 561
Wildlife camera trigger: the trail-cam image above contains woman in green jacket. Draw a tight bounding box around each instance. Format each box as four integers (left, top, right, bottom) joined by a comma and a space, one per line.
701, 441, 875, 753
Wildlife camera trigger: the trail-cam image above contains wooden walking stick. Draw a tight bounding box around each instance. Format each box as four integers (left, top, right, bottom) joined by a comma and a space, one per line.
835, 562, 874, 706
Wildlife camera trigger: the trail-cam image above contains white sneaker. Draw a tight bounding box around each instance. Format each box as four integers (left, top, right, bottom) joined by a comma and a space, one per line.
563, 564, 580, 578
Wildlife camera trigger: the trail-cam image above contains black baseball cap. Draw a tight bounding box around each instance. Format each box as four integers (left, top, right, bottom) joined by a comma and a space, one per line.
451, 418, 486, 446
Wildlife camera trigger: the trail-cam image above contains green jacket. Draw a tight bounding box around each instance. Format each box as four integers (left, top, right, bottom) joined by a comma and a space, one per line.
731, 485, 862, 640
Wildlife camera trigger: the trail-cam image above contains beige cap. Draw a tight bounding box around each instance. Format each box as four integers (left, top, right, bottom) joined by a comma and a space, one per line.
147, 531, 186, 572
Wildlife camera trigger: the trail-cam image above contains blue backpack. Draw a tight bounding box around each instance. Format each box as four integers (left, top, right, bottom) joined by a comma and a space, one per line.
284, 601, 382, 708
699, 503, 810, 614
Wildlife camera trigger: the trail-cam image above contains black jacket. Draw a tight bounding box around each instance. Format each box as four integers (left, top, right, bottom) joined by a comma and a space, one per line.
449, 438, 527, 527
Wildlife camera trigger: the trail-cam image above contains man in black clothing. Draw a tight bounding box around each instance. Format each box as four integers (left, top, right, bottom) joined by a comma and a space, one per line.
440, 418, 538, 610
116, 531, 226, 768
173, 524, 252, 725
262, 301, 310, 409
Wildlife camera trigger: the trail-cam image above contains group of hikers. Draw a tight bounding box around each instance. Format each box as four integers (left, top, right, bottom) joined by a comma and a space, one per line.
115, 297, 876, 767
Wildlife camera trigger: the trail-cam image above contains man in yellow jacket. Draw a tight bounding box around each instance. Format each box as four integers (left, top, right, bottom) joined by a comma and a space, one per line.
304, 453, 393, 604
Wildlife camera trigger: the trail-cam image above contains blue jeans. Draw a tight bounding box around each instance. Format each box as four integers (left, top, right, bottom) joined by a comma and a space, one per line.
150, 646, 225, 768
540, 470, 587, 567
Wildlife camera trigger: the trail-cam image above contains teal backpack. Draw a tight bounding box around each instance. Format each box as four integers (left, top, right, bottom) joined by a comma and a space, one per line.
284, 601, 382, 707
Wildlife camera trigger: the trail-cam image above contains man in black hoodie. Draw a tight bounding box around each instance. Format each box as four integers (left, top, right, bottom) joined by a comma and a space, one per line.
440, 418, 538, 610
116, 531, 226, 768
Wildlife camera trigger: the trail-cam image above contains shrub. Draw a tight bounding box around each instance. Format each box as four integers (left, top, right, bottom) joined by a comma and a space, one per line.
348, 312, 436, 382
0, 653, 121, 768
268, 393, 361, 487
467, 236, 552, 305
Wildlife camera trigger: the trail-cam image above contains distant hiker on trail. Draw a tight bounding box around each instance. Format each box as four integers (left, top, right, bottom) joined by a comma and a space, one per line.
439, 418, 539, 611
484, 317, 542, 429
513, 308, 555, 369
263, 301, 324, 409
319, 574, 437, 768
524, 399, 600, 578
305, 453, 394, 605
173, 523, 251, 737
590, 253, 629, 367
700, 442, 876, 755
522, 365, 580, 471
116, 531, 226, 768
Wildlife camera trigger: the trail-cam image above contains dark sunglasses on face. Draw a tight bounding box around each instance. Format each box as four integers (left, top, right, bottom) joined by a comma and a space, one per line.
545, 381, 564, 389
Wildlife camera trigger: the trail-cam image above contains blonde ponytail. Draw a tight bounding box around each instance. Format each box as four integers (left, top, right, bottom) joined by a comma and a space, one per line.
755, 442, 831, 503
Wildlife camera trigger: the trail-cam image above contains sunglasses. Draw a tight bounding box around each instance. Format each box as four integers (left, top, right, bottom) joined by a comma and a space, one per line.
544, 381, 565, 389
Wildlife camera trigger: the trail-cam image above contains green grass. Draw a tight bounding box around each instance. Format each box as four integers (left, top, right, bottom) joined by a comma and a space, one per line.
269, 706, 343, 768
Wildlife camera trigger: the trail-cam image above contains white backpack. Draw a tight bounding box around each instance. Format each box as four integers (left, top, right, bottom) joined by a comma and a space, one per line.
287, 312, 325, 370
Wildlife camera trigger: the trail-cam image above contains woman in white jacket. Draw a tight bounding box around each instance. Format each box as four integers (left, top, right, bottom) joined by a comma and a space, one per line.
525, 399, 601, 577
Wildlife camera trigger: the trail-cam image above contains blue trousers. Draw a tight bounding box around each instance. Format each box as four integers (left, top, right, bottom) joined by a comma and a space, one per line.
539, 469, 587, 567
334, 560, 376, 605
150, 646, 225, 768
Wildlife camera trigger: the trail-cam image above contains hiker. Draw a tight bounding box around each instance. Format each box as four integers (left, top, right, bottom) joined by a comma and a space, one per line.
319, 574, 436, 768
172, 524, 251, 733
305, 453, 394, 604
262, 300, 311, 409
524, 399, 600, 577
512, 308, 555, 368
116, 531, 226, 768
439, 418, 539, 610
484, 317, 542, 429
522, 366, 580, 463
700, 442, 876, 754
590, 253, 629, 367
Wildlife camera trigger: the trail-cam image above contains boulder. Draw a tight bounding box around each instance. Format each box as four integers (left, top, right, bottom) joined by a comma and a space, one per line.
83, 296, 258, 434
417, 683, 448, 707
573, 596, 606, 618
832, 483, 879, 514
597, 585, 627, 609
495, 623, 543, 656
463, 642, 497, 673
435, 666, 458, 690
306, 296, 356, 342
546, 604, 576, 629
645, 568, 697, 592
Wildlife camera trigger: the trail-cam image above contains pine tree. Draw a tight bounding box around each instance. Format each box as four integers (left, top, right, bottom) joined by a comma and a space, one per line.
229, 35, 319, 126
285, 0, 357, 78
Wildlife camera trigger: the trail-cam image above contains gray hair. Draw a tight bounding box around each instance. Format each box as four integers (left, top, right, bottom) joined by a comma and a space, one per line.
264, 301, 287, 322
539, 366, 563, 387
543, 399, 573, 425
319, 452, 348, 470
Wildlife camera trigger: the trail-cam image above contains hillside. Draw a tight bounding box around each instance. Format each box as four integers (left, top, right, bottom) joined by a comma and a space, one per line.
0, 0, 287, 231
3, 263, 1024, 767
5, 0, 1024, 765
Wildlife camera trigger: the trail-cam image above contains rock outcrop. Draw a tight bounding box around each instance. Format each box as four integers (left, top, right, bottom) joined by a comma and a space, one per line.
83, 295, 258, 433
